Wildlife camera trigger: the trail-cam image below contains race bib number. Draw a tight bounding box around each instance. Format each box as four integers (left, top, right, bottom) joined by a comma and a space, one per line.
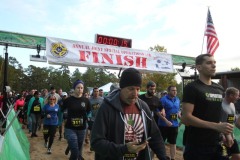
71, 118, 83, 127
227, 114, 234, 124
170, 114, 177, 120
123, 153, 137, 160
43, 129, 49, 134
33, 105, 41, 112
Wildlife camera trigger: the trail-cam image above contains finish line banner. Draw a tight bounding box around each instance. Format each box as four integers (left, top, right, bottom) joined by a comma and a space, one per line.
46, 37, 174, 73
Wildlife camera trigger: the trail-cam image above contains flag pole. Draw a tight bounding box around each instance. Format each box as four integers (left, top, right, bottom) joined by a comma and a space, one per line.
201, 7, 210, 54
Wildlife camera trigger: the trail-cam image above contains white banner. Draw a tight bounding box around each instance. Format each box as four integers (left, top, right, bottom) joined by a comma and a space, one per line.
46, 37, 174, 73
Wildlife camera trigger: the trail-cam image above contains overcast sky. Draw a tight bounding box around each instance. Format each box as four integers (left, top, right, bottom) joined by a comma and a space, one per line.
0, 0, 240, 74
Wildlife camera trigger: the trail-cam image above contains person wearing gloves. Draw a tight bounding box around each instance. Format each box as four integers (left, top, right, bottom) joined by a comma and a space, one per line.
90, 68, 167, 160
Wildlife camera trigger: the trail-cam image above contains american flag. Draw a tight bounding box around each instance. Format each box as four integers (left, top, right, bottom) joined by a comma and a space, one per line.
205, 8, 219, 55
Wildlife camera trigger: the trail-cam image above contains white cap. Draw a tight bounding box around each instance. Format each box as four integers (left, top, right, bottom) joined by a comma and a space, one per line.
62, 92, 68, 96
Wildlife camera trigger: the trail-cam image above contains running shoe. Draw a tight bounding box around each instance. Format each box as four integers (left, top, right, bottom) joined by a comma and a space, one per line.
44, 142, 48, 148
47, 148, 51, 154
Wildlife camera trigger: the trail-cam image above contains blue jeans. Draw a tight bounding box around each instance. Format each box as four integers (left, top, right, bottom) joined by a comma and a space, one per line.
65, 128, 86, 160
28, 116, 32, 132
30, 113, 41, 135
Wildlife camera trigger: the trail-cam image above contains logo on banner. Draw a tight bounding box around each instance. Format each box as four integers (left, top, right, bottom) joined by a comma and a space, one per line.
50, 42, 68, 58
153, 57, 171, 70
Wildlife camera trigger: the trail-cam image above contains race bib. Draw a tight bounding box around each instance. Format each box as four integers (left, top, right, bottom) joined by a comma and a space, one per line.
71, 118, 83, 127
123, 153, 137, 160
43, 129, 49, 134
227, 114, 234, 124
170, 114, 177, 120
33, 105, 41, 112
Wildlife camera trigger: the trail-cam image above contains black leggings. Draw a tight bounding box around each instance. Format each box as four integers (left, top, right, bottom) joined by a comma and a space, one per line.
43, 125, 57, 149
59, 124, 63, 137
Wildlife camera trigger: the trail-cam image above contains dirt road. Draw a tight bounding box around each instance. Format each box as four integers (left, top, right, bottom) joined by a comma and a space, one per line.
27, 127, 183, 160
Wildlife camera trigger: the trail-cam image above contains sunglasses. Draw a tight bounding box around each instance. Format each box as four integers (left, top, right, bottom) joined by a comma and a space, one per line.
49, 99, 56, 100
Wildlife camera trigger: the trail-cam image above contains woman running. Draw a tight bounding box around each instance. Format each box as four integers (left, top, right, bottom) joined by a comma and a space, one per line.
62, 79, 91, 160
42, 94, 60, 154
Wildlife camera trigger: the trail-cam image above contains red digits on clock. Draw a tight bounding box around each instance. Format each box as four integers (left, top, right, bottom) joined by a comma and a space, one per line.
113, 39, 118, 46
103, 37, 108, 44
121, 40, 128, 47
97, 36, 103, 44
109, 38, 113, 45
96, 34, 131, 48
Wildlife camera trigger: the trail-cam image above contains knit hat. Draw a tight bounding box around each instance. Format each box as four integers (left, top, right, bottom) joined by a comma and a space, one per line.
120, 68, 142, 88
73, 79, 84, 89
147, 81, 156, 88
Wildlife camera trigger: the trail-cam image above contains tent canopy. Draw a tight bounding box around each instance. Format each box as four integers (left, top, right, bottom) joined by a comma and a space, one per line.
99, 82, 113, 93
99, 82, 146, 96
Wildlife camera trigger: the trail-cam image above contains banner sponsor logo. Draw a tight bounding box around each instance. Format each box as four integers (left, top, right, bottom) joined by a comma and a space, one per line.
50, 42, 68, 58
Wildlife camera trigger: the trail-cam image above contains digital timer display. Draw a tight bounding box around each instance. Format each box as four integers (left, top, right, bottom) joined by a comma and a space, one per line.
95, 34, 132, 48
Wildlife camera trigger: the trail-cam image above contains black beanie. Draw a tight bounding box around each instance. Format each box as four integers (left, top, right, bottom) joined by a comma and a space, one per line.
120, 68, 142, 88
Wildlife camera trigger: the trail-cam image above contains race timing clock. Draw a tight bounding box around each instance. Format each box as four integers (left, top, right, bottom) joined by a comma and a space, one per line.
95, 34, 132, 48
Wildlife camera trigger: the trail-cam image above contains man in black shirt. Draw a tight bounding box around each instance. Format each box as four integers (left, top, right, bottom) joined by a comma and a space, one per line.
139, 81, 162, 123
181, 54, 234, 160
139, 81, 164, 159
